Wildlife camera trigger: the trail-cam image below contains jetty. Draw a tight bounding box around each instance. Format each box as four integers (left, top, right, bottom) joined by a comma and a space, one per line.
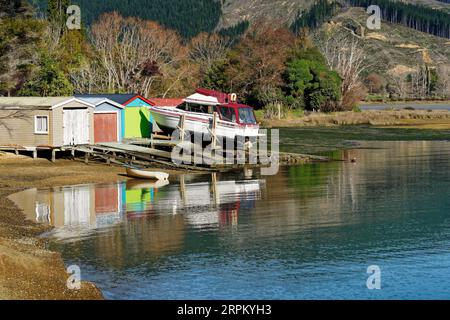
60, 137, 328, 172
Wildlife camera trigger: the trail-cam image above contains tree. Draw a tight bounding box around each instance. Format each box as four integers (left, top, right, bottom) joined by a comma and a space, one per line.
284, 45, 342, 111
315, 30, 369, 108
204, 22, 297, 107
47, 0, 69, 47
18, 55, 73, 96
90, 12, 187, 96
365, 73, 384, 94
189, 32, 231, 77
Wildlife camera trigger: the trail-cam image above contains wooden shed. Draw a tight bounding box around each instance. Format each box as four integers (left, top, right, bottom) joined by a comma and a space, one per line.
76, 94, 153, 139
0, 97, 95, 148
77, 97, 124, 143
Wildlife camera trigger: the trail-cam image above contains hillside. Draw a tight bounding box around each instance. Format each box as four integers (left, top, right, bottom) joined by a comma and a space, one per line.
320, 7, 450, 74
315, 7, 450, 99
218, 0, 315, 29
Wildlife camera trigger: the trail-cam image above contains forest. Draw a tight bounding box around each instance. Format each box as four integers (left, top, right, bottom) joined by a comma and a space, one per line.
292, 0, 339, 33
31, 0, 223, 38
348, 0, 450, 39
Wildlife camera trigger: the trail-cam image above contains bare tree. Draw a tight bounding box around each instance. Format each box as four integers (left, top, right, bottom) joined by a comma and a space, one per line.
315, 30, 370, 108
436, 64, 450, 99
90, 12, 186, 96
189, 33, 232, 71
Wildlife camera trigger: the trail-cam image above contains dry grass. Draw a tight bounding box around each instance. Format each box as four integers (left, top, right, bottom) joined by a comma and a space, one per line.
261, 110, 450, 128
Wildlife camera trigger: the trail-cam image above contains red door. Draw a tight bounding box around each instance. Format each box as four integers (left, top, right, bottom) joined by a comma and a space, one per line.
94, 113, 118, 143
95, 186, 119, 215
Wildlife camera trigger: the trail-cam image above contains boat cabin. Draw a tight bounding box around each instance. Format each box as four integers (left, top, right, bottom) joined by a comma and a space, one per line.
179, 92, 257, 125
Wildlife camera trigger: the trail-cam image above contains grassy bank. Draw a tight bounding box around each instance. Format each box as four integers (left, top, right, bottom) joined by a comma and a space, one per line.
259, 110, 450, 128
0, 153, 177, 299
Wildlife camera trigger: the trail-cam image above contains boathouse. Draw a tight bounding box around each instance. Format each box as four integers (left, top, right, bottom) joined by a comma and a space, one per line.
77, 97, 124, 143
0, 97, 95, 148
76, 94, 154, 139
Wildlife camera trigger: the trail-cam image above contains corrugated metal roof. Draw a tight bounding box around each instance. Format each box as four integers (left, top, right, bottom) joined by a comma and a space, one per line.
75, 94, 138, 105
77, 97, 124, 108
0, 96, 73, 109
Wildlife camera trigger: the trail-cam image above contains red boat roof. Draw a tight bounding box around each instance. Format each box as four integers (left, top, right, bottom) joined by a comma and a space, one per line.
195, 88, 229, 104
195, 88, 254, 109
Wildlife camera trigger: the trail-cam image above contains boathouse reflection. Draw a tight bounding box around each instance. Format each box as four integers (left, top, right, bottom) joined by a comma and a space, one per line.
9, 174, 265, 266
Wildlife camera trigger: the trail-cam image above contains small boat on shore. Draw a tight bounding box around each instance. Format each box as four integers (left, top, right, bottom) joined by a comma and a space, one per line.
149, 89, 260, 140
126, 167, 169, 181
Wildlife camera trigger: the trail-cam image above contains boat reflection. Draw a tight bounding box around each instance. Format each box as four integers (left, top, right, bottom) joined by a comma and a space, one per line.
8, 174, 265, 241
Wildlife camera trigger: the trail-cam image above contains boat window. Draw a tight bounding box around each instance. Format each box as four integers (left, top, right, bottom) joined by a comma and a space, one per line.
218, 107, 236, 122
187, 103, 209, 114
177, 103, 187, 111
238, 108, 256, 124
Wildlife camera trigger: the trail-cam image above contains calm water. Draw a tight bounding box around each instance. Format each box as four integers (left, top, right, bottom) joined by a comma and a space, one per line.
9, 140, 450, 299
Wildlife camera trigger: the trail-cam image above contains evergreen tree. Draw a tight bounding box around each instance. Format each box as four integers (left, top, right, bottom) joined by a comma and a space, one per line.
33, 0, 223, 38
292, 0, 339, 34
284, 46, 342, 111
18, 55, 73, 96
47, 0, 69, 33
348, 0, 450, 39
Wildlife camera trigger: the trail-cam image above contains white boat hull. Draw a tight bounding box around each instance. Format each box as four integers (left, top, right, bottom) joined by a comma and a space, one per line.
126, 168, 169, 180
149, 107, 260, 140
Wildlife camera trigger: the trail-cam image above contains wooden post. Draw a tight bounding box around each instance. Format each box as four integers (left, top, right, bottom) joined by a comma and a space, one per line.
32, 149, 37, 159
71, 149, 75, 158
84, 152, 89, 164
14, 148, 18, 155
51, 149, 56, 162
212, 112, 218, 149
278, 103, 281, 120
180, 175, 186, 206
211, 172, 219, 205
176, 114, 186, 142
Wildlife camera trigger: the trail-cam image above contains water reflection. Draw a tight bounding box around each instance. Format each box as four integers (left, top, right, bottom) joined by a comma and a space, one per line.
9, 174, 266, 242
8, 141, 450, 299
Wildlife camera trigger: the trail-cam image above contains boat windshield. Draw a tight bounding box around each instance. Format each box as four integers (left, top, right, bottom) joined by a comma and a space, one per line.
217, 106, 236, 123
238, 108, 256, 124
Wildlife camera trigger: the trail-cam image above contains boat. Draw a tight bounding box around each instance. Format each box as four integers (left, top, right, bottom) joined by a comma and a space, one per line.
149, 89, 260, 140
126, 167, 169, 180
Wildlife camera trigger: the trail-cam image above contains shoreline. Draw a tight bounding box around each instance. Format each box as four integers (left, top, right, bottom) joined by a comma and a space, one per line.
359, 100, 450, 106
260, 109, 450, 128
0, 154, 180, 300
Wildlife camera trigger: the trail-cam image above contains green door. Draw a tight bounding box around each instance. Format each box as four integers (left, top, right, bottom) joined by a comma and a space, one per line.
124, 107, 150, 138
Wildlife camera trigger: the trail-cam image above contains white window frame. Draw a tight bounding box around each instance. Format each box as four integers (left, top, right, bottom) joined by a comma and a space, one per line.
34, 115, 49, 134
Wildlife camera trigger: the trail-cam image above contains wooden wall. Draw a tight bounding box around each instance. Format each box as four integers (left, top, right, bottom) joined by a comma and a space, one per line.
0, 109, 52, 147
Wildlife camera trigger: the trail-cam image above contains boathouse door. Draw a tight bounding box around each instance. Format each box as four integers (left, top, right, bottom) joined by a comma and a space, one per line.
94, 112, 118, 143
63, 109, 90, 145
